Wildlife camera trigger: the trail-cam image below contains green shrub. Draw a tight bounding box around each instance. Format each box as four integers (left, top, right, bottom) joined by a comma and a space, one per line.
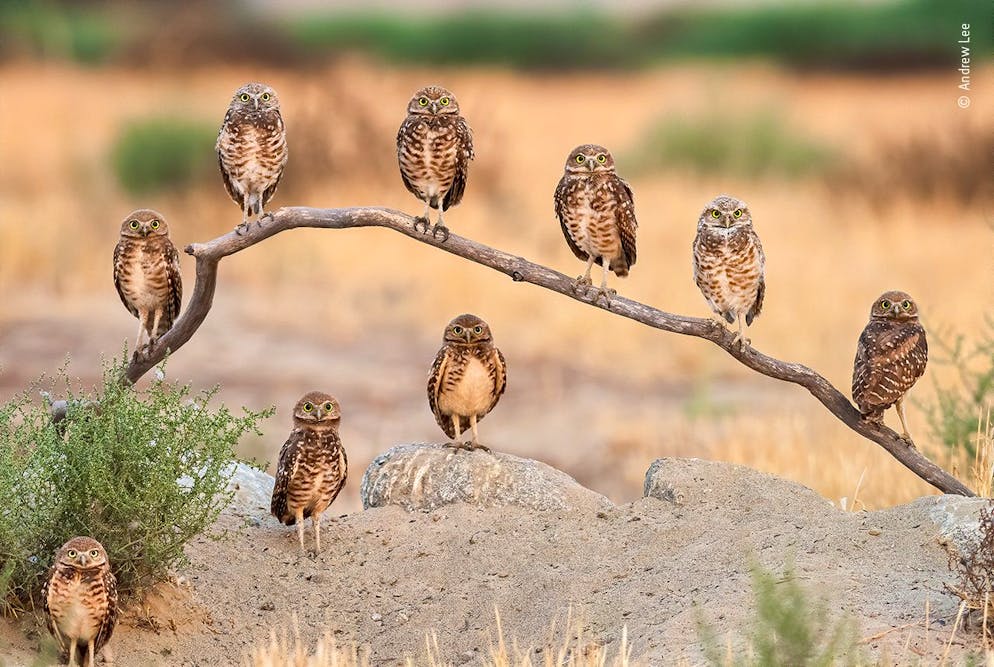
0, 359, 272, 612
111, 116, 217, 195
0, 3, 119, 64
697, 560, 862, 666
924, 320, 994, 459
623, 111, 835, 179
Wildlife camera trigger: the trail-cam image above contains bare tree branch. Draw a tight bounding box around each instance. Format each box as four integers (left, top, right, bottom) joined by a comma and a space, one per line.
121, 205, 973, 497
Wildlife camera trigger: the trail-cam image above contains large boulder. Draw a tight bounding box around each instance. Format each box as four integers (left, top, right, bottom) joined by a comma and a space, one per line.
361, 443, 613, 512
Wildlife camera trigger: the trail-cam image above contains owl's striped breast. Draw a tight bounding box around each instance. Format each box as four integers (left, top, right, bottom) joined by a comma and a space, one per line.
218, 116, 288, 200
47, 565, 110, 643
115, 239, 174, 313
693, 225, 764, 317
438, 347, 497, 417
285, 429, 347, 519
398, 117, 463, 205
559, 176, 623, 263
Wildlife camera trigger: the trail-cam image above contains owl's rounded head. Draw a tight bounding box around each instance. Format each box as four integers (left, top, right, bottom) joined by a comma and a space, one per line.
443, 313, 493, 345
230, 82, 281, 112
407, 86, 460, 116
564, 144, 616, 174
55, 537, 109, 570
870, 290, 919, 321
699, 194, 752, 229
120, 209, 170, 239
292, 391, 342, 427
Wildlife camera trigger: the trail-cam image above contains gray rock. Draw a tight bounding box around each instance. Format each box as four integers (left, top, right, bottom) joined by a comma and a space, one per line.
643, 457, 834, 515
928, 494, 992, 554
224, 461, 275, 518
361, 443, 613, 512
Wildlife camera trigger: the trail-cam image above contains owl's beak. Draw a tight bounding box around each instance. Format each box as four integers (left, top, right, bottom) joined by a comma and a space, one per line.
254, 96, 260, 110
722, 217, 732, 228
464, 330, 472, 342
77, 553, 89, 567
430, 102, 439, 113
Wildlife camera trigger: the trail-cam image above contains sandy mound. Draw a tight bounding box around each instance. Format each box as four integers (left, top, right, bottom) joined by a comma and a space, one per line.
2, 453, 988, 666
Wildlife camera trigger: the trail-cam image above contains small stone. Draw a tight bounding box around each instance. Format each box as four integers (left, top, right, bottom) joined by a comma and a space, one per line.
868, 528, 882, 536
370, 612, 382, 622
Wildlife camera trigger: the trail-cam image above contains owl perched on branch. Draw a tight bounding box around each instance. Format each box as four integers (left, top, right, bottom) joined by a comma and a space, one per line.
43, 537, 118, 667
554, 144, 638, 303
427, 314, 506, 452
852, 291, 928, 441
397, 85, 474, 242
216, 82, 288, 234
271, 392, 348, 554
112, 209, 182, 353
692, 194, 766, 346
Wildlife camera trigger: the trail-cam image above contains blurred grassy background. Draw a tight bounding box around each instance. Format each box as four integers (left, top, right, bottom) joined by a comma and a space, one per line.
0, 0, 990, 512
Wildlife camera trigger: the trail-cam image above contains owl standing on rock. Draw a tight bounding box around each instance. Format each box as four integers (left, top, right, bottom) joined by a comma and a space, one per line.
271, 392, 348, 554
113, 209, 182, 353
852, 291, 928, 441
554, 144, 638, 303
216, 82, 288, 234
43, 537, 118, 667
397, 85, 474, 242
428, 314, 506, 452
692, 194, 766, 347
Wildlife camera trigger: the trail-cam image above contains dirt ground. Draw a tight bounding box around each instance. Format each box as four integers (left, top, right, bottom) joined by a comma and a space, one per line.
2, 459, 987, 666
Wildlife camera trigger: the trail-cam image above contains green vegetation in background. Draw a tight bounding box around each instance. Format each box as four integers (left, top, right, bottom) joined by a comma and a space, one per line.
112, 117, 217, 195
697, 560, 862, 666
0, 359, 272, 612
0, 2, 119, 64
623, 111, 836, 179
924, 320, 994, 460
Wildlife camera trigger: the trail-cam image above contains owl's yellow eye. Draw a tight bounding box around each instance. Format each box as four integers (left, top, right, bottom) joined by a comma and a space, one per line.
418, 97, 429, 107
880, 300, 892, 310
302, 402, 313, 412
710, 210, 721, 219
239, 93, 250, 102
733, 209, 743, 218
129, 220, 140, 230
323, 402, 333, 412
439, 97, 450, 106
150, 220, 160, 230
473, 325, 483, 334
575, 155, 585, 164
261, 92, 271, 101
89, 549, 100, 558
452, 325, 464, 335
67, 550, 78, 558
596, 154, 607, 163
902, 300, 912, 310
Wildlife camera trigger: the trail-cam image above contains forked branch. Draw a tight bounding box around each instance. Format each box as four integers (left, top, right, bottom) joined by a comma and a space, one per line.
124, 205, 973, 497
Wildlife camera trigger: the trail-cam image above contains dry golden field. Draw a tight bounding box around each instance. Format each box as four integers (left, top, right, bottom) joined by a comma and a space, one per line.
0, 60, 990, 511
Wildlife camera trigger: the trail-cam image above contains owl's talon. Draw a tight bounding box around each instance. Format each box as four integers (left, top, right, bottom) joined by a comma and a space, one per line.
431, 224, 450, 243
570, 276, 592, 295
593, 288, 616, 305
413, 217, 430, 235
234, 221, 250, 236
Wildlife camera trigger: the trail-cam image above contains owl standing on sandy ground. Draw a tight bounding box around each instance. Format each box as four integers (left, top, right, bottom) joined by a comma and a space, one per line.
113, 209, 182, 354
43, 537, 118, 667
852, 291, 928, 441
692, 194, 766, 346
427, 314, 507, 452
216, 82, 288, 234
554, 144, 638, 303
397, 85, 474, 241
271, 392, 348, 554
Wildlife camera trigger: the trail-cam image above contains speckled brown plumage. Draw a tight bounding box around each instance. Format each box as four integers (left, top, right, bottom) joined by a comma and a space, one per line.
112, 209, 182, 352
216, 82, 288, 233
427, 314, 506, 451
692, 194, 765, 345
852, 291, 928, 440
271, 391, 347, 553
397, 85, 474, 239
554, 144, 637, 300
43, 537, 118, 667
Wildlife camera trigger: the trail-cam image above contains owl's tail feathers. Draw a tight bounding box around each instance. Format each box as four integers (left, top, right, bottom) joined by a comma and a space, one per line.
609, 258, 630, 277
721, 310, 736, 324
859, 407, 886, 424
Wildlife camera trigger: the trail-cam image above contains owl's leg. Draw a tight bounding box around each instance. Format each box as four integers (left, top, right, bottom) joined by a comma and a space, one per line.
67, 638, 78, 667
571, 256, 596, 294
413, 200, 432, 235
235, 199, 251, 235
592, 257, 617, 304
467, 414, 492, 453
431, 207, 450, 243
295, 507, 305, 553
135, 310, 149, 354
87, 639, 95, 667
732, 314, 751, 348
149, 308, 163, 346
313, 512, 321, 553
895, 398, 913, 442
445, 415, 472, 451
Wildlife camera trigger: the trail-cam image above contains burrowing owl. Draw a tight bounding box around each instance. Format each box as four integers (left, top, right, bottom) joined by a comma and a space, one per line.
554, 144, 638, 302
113, 209, 182, 353
692, 194, 766, 346
397, 85, 474, 241
271, 392, 347, 553
43, 537, 118, 667
216, 82, 288, 234
427, 314, 506, 452
852, 291, 928, 441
